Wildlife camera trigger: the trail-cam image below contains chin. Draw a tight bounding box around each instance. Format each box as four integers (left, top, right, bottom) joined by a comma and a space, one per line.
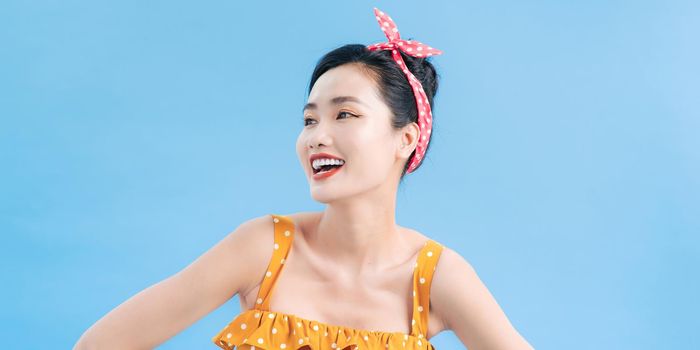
309, 185, 353, 203
310, 190, 339, 204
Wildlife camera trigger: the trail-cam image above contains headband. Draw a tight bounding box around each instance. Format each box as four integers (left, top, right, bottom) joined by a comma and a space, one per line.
366, 7, 443, 174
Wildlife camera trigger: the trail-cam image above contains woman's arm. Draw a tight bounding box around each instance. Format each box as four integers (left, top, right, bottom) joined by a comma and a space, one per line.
431, 247, 534, 350
73, 215, 273, 350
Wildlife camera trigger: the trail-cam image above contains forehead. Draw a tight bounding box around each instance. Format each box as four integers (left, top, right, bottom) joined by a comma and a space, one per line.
305, 64, 382, 110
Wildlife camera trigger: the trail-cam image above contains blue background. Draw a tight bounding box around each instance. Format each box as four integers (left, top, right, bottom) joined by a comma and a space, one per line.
2, 1, 698, 349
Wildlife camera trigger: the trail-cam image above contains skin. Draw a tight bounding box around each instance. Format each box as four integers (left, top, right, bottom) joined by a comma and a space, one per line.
73, 63, 533, 350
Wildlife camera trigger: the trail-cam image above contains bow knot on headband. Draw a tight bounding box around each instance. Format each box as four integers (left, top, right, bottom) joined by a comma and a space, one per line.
366, 7, 443, 174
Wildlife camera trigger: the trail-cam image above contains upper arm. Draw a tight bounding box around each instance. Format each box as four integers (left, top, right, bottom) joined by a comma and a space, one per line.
430, 247, 534, 350
74, 214, 274, 350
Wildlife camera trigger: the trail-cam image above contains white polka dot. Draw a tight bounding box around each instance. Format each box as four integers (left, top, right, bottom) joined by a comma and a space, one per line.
268, 312, 275, 318
274, 243, 279, 250
280, 344, 286, 349
227, 333, 232, 338
427, 251, 433, 257
418, 340, 423, 346
413, 290, 416, 297
241, 323, 247, 329
364, 335, 369, 341
297, 321, 302, 327
299, 339, 304, 344
255, 312, 260, 318
272, 327, 278, 334
257, 337, 264, 344
256, 298, 262, 304
280, 258, 285, 264
420, 277, 426, 284
313, 324, 319, 331
284, 230, 290, 236
266, 271, 272, 277
273, 217, 279, 223
418, 305, 423, 312
332, 342, 338, 348
412, 319, 416, 325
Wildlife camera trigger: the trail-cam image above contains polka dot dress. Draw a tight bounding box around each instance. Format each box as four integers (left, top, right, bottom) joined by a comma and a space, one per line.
211, 214, 444, 350
366, 7, 444, 174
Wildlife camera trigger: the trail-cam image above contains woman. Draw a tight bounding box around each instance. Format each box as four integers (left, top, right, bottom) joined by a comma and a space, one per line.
74, 8, 533, 350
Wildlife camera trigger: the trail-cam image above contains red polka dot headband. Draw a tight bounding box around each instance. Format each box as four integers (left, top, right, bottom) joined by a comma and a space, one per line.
366, 7, 443, 174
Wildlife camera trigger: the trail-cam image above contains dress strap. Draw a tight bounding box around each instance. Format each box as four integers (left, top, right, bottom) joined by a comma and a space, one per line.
410, 239, 444, 339
254, 214, 295, 311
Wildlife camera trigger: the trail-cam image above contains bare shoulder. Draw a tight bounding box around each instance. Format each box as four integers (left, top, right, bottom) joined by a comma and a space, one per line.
430, 245, 534, 349
231, 211, 316, 298
226, 213, 278, 297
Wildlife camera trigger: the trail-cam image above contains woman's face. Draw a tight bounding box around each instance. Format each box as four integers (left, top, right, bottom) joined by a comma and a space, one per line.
296, 63, 414, 203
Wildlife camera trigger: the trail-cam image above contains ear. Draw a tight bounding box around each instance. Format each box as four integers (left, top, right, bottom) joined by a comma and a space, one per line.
397, 122, 421, 159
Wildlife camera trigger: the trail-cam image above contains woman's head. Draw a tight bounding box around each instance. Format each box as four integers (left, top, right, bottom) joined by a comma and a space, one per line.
296, 44, 440, 202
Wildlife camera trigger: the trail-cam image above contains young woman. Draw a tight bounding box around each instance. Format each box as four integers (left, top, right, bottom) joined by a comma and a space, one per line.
74, 8, 533, 350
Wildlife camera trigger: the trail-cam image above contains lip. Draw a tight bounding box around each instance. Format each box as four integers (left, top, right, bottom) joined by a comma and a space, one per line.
312, 162, 344, 180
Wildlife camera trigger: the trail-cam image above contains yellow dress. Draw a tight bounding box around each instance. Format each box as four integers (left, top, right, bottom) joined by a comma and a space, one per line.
212, 214, 444, 350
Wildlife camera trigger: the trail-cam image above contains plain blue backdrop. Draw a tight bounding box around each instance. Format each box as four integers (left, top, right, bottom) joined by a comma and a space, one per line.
2, 1, 698, 349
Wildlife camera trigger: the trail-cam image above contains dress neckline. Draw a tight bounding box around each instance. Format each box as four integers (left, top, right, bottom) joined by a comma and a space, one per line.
241, 213, 443, 345
243, 308, 427, 340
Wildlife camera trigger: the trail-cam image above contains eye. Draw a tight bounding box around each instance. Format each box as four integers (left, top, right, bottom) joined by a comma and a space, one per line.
337, 111, 357, 119
303, 111, 357, 126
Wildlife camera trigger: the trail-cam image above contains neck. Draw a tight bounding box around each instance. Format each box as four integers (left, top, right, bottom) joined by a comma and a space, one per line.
305, 197, 405, 275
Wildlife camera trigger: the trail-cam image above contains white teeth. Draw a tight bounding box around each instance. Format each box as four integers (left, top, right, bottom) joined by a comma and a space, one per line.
312, 158, 345, 170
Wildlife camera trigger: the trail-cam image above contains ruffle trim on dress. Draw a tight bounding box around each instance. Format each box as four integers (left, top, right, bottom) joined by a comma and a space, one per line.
212, 309, 435, 350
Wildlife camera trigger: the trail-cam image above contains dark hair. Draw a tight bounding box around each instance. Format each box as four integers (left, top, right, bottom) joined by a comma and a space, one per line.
306, 43, 440, 182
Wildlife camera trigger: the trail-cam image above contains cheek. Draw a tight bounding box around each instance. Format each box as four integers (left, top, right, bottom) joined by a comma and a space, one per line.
345, 127, 394, 169
296, 134, 307, 164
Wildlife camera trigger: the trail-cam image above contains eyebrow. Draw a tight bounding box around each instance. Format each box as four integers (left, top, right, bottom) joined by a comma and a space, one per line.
302, 96, 367, 113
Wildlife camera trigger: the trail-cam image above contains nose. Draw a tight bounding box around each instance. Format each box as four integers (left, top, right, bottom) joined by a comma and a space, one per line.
307, 123, 333, 150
